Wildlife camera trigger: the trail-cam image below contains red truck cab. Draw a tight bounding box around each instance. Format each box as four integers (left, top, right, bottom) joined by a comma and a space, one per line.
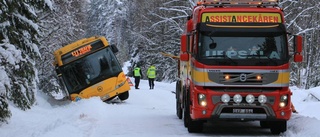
176, 0, 303, 134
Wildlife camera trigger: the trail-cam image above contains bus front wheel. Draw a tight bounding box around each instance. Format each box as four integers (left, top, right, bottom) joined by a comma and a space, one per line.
118, 91, 129, 101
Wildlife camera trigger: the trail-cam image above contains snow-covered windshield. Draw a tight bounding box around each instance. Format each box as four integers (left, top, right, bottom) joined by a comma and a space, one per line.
61, 47, 122, 94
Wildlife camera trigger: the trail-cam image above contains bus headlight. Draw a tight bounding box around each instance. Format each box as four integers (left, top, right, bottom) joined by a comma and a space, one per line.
246, 94, 255, 104
221, 94, 230, 103
75, 96, 82, 102
258, 95, 267, 104
115, 80, 126, 89
233, 94, 242, 104
279, 95, 288, 108
198, 93, 207, 107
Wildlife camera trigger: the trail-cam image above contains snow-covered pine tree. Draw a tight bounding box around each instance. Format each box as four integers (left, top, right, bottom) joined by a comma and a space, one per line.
126, 0, 194, 82
86, 0, 131, 65
37, 0, 88, 98
281, 0, 320, 89
0, 0, 51, 123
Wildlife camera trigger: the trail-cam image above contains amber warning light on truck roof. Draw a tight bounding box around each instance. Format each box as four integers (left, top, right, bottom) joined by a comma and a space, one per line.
198, 0, 279, 4
202, 13, 282, 23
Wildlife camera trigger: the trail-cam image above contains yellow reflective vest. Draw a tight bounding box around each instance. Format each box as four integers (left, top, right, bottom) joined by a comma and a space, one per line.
147, 66, 156, 78
134, 67, 141, 77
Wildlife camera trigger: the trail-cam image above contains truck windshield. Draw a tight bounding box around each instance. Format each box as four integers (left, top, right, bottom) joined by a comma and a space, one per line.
60, 47, 122, 94
198, 31, 289, 66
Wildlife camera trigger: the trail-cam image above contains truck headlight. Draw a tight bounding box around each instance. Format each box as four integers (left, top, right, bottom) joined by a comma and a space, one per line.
198, 93, 207, 107
258, 95, 267, 104
233, 94, 242, 104
279, 95, 288, 108
221, 94, 230, 103
246, 94, 255, 104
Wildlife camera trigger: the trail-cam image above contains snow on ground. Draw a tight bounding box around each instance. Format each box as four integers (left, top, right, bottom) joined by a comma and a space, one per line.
0, 79, 186, 137
285, 86, 320, 137
0, 62, 320, 137
0, 80, 320, 137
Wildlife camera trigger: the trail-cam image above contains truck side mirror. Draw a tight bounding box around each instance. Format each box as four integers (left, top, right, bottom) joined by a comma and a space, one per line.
181, 35, 187, 53
293, 35, 303, 62
294, 54, 303, 62
180, 53, 189, 61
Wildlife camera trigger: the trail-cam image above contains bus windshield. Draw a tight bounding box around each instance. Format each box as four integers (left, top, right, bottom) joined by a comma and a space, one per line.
61, 47, 122, 94
198, 31, 289, 66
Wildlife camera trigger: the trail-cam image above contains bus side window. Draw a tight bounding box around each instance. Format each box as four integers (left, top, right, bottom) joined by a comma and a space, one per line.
99, 57, 109, 71
106, 51, 120, 72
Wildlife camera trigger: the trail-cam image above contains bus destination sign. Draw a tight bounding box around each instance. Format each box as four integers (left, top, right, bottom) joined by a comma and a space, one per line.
71, 45, 92, 57
62, 41, 105, 64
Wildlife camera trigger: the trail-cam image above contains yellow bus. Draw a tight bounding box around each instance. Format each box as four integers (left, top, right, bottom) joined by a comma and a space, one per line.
53, 36, 130, 102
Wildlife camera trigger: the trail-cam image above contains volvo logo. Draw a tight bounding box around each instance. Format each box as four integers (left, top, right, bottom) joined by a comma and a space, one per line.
239, 73, 247, 82
97, 86, 103, 92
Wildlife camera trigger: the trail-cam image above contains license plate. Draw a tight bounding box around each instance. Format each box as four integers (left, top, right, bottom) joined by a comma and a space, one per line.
233, 109, 253, 114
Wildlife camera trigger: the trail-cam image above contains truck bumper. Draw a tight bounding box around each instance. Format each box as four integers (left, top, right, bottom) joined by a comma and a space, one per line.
190, 88, 292, 121
192, 103, 291, 121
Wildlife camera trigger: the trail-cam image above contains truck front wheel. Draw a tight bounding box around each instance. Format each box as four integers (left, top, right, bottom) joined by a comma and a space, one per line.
260, 121, 270, 128
270, 120, 287, 135
184, 90, 203, 133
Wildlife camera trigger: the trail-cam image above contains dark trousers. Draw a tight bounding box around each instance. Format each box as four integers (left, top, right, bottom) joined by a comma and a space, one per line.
148, 78, 155, 89
134, 76, 141, 89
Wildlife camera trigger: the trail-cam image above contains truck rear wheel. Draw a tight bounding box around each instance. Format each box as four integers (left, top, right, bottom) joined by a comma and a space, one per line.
183, 98, 189, 127
270, 120, 287, 135
118, 91, 129, 101
176, 81, 182, 119
176, 100, 183, 119
183, 89, 189, 128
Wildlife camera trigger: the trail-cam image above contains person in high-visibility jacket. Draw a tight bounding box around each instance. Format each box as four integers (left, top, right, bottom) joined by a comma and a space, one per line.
147, 65, 156, 89
133, 65, 143, 89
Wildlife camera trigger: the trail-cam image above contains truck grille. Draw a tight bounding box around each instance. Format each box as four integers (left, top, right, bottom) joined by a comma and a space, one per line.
220, 72, 263, 85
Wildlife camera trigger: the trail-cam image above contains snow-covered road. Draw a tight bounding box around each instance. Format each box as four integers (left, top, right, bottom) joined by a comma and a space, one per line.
0, 79, 320, 137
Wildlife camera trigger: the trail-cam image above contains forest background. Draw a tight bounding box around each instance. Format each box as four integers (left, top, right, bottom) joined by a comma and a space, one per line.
0, 0, 319, 124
